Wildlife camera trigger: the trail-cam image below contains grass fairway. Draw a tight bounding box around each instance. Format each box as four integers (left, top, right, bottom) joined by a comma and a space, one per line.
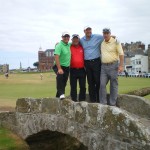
0, 72, 150, 108
0, 128, 29, 149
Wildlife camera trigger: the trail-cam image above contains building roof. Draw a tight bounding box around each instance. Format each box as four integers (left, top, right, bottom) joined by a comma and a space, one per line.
124, 49, 145, 58
45, 49, 54, 52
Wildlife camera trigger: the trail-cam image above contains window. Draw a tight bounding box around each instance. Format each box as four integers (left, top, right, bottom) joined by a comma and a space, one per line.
132, 60, 135, 65
135, 59, 141, 65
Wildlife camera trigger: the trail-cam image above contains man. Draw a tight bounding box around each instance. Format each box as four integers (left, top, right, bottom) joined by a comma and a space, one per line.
53, 32, 71, 100
70, 34, 86, 101
124, 70, 128, 78
80, 26, 103, 102
40, 73, 43, 80
100, 28, 124, 106
5, 72, 9, 79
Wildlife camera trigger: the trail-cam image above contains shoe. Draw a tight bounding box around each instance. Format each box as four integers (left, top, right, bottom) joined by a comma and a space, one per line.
60, 94, 65, 100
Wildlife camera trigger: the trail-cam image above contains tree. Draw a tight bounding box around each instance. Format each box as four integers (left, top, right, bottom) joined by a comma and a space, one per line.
33, 62, 39, 68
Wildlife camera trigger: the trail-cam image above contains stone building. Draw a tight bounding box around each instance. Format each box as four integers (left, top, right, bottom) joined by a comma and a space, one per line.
122, 41, 146, 72
147, 44, 150, 72
122, 41, 145, 52
0, 64, 9, 73
38, 47, 54, 71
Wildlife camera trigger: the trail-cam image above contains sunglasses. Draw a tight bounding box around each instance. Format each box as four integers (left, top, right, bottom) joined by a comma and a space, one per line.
103, 32, 110, 34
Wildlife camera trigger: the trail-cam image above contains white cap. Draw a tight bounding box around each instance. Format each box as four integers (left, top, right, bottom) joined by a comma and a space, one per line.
62, 31, 70, 37
84, 26, 92, 30
72, 34, 80, 39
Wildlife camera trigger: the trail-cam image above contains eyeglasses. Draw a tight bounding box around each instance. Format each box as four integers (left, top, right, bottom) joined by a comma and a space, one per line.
103, 28, 111, 33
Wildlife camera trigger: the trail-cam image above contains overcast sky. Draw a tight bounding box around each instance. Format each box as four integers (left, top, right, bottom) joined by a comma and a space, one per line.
0, 0, 150, 69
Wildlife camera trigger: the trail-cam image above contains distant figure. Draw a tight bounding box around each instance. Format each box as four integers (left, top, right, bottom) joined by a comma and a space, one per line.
124, 70, 128, 78
5, 72, 9, 79
40, 73, 43, 80
139, 71, 142, 77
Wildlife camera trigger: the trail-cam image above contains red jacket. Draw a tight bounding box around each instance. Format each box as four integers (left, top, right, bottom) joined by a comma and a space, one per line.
70, 44, 84, 68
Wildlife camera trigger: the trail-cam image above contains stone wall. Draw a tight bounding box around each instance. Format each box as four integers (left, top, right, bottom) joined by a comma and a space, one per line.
0, 95, 150, 150
117, 94, 150, 119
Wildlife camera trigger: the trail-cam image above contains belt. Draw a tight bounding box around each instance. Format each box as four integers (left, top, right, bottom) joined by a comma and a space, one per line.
70, 68, 84, 70
85, 57, 100, 62
102, 61, 118, 65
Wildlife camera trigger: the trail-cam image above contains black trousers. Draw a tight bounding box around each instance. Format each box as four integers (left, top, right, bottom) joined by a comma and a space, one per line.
70, 68, 86, 101
85, 58, 101, 102
53, 65, 69, 98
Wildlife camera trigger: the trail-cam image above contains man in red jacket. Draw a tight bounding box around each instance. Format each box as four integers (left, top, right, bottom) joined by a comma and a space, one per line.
70, 34, 86, 101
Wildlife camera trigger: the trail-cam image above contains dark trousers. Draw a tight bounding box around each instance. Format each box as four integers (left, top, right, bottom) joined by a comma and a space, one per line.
53, 65, 69, 98
85, 58, 101, 102
70, 68, 86, 101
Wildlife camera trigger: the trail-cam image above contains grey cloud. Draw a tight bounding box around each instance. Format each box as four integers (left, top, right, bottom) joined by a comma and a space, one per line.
0, 0, 150, 68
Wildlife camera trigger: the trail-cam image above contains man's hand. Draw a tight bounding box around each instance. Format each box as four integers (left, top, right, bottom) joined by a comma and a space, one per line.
55, 55, 63, 74
118, 65, 123, 73
111, 35, 116, 39
58, 68, 64, 74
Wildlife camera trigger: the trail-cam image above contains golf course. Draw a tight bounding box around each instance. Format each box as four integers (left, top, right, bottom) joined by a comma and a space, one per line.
0, 72, 150, 110
0, 72, 150, 149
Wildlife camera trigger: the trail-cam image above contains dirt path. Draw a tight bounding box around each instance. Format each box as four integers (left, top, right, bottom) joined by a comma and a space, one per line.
0, 106, 15, 112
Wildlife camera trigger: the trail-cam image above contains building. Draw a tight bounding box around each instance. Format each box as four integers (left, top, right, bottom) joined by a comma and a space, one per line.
122, 41, 147, 72
0, 64, 9, 73
122, 41, 145, 52
147, 44, 150, 72
130, 55, 148, 73
124, 57, 132, 72
38, 47, 54, 71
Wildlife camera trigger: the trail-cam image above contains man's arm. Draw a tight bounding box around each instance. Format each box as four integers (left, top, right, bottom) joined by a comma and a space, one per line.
55, 55, 64, 74
116, 41, 124, 73
118, 55, 124, 73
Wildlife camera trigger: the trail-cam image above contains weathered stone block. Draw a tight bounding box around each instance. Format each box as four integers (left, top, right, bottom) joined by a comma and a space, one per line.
60, 99, 75, 120
74, 102, 88, 124
16, 98, 31, 113
41, 98, 60, 114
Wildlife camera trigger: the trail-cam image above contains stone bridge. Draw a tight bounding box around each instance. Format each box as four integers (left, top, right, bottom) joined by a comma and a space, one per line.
0, 94, 150, 150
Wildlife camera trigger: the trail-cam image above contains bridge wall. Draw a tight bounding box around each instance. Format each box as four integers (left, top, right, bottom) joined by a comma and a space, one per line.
0, 95, 150, 150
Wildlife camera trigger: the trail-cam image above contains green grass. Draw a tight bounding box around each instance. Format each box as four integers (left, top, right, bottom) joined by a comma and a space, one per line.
0, 73, 150, 149
144, 94, 150, 100
0, 72, 58, 107
0, 127, 28, 150
0, 72, 150, 107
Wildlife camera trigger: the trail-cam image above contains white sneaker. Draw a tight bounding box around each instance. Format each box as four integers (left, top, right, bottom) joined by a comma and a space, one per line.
60, 94, 65, 100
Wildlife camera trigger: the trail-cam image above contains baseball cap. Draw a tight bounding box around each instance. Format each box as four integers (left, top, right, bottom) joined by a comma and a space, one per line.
84, 26, 92, 30
103, 28, 111, 33
72, 34, 80, 39
62, 31, 70, 37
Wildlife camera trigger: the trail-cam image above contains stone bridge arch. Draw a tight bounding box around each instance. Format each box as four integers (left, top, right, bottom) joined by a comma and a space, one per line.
0, 95, 150, 150
25, 130, 88, 150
